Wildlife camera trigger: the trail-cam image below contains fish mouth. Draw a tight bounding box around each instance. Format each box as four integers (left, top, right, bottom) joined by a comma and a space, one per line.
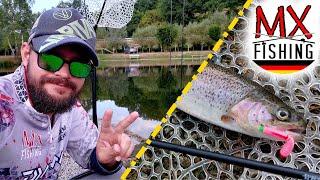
273, 120, 306, 138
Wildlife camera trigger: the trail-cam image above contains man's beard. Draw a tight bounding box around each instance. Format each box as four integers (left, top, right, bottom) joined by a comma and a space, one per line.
25, 65, 81, 114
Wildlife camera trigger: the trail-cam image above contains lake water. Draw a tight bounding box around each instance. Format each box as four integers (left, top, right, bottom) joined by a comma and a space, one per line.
80, 65, 199, 121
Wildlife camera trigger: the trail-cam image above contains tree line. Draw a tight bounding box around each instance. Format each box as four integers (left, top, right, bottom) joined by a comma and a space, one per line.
0, 0, 245, 55
0, 0, 36, 55
98, 0, 244, 52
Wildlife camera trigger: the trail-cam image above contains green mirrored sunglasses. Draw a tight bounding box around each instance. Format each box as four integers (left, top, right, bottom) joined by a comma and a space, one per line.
37, 54, 93, 78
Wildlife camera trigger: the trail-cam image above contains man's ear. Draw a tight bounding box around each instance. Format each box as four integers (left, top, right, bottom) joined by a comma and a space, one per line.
21, 42, 31, 68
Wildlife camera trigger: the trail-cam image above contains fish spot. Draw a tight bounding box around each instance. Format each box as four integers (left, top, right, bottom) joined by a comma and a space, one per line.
221, 115, 233, 123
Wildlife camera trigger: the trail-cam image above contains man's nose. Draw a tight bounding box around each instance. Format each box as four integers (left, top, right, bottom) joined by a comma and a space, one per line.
54, 63, 71, 79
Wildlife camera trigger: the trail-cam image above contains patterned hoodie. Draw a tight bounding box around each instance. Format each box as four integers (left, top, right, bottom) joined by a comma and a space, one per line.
0, 65, 121, 179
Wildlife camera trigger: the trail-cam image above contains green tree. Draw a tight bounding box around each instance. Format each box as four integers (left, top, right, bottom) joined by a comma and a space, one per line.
105, 27, 127, 53
126, 0, 157, 37
135, 0, 157, 13
184, 21, 210, 51
94, 27, 127, 53
172, 24, 183, 52
57, 0, 81, 8
208, 24, 221, 42
96, 27, 108, 39
72, 0, 81, 9
57, 1, 72, 8
184, 13, 228, 51
95, 27, 109, 53
157, 0, 207, 25
126, 11, 143, 37
156, 24, 178, 51
0, 0, 34, 55
205, 0, 245, 15
138, 9, 165, 28
133, 25, 159, 52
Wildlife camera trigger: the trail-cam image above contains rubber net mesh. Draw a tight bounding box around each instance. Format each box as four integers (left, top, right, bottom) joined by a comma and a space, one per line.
78, 0, 136, 28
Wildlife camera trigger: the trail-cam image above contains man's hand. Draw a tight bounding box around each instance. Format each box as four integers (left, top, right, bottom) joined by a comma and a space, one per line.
96, 110, 139, 168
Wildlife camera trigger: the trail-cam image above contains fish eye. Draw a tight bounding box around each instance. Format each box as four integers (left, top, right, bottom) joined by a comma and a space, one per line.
276, 108, 290, 121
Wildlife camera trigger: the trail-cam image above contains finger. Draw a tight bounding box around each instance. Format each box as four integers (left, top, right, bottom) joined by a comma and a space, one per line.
113, 144, 121, 161
115, 111, 139, 132
103, 141, 119, 157
115, 156, 121, 162
103, 141, 111, 149
119, 134, 131, 157
113, 143, 121, 154
101, 110, 113, 130
123, 142, 135, 160
97, 141, 119, 164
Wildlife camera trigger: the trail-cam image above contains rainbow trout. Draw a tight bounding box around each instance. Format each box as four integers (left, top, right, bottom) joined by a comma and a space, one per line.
177, 64, 305, 157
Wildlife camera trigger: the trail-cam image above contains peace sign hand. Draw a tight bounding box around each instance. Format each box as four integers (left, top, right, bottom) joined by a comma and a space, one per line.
96, 110, 139, 168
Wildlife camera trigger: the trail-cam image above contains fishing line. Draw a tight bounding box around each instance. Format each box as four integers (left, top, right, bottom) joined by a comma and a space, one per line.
180, 0, 186, 90
169, 0, 172, 67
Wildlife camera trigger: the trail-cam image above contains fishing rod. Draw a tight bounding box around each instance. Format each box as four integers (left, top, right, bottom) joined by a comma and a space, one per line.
149, 140, 320, 180
91, 58, 97, 126
90, 0, 108, 126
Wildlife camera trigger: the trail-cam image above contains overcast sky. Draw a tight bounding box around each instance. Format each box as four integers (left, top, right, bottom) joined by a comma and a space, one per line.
31, 0, 62, 13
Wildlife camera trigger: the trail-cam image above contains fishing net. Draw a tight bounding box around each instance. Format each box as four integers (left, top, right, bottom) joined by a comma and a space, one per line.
126, 1, 320, 179
78, 0, 136, 28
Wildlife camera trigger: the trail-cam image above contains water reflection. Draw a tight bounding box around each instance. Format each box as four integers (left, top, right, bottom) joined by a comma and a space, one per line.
88, 100, 161, 140
80, 65, 198, 120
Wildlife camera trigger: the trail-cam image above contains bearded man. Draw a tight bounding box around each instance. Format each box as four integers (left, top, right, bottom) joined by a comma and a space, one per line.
0, 8, 138, 179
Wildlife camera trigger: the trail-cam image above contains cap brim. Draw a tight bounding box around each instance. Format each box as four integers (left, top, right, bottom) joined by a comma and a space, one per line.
31, 34, 98, 66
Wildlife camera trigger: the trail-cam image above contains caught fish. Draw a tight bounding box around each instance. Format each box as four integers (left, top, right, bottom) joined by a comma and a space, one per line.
177, 63, 306, 157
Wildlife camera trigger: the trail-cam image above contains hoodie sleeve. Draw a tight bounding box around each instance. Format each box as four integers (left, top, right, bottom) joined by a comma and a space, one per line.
0, 79, 16, 150
66, 105, 99, 168
66, 105, 122, 175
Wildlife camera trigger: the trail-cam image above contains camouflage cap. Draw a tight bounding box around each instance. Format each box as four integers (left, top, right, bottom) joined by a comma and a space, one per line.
28, 8, 98, 66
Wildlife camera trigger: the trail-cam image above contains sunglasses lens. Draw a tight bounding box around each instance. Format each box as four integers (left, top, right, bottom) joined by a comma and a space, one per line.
70, 62, 92, 78
39, 54, 63, 72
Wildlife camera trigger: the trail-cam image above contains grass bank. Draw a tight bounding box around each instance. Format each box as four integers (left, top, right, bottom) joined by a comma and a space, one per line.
97, 51, 211, 61
0, 51, 210, 72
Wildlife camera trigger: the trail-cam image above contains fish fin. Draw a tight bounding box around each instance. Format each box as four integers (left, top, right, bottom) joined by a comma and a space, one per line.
221, 115, 235, 123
